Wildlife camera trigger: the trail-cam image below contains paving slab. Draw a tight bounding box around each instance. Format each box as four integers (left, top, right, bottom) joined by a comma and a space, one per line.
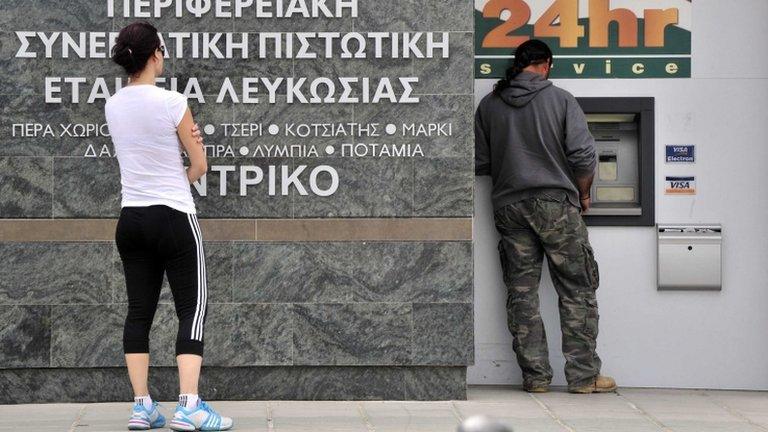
0, 388, 767, 432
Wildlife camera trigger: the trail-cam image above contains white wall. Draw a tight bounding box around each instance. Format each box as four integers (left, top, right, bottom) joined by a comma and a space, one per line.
469, 0, 768, 390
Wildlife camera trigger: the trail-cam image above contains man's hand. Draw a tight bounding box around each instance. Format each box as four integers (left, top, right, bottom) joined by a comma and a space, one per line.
191, 123, 204, 148
580, 195, 591, 213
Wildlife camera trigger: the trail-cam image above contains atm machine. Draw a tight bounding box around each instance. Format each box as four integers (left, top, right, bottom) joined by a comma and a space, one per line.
577, 97, 655, 227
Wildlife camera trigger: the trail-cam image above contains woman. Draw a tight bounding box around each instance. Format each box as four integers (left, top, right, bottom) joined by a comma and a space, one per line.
106, 21, 233, 431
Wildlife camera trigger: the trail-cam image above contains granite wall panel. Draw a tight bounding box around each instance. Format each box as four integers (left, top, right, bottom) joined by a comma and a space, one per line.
354, 95, 474, 160
0, 32, 53, 98
0, 0, 476, 401
0, 0, 112, 33
0, 366, 466, 403
414, 157, 474, 217
412, 303, 474, 365
292, 158, 415, 218
293, 302, 413, 365
0, 242, 113, 305
233, 242, 472, 304
0, 305, 51, 368
413, 32, 475, 95
355, 0, 474, 32
233, 243, 352, 303
50, 304, 125, 368
195, 157, 293, 218
53, 157, 121, 218
0, 157, 52, 218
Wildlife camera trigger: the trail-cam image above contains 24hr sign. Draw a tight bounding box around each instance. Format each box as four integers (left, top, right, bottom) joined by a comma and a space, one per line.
474, 0, 692, 79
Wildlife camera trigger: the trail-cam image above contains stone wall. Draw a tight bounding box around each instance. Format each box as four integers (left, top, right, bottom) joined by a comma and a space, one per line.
0, 0, 475, 402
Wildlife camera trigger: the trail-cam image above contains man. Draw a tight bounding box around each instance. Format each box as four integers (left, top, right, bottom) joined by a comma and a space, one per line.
474, 39, 616, 394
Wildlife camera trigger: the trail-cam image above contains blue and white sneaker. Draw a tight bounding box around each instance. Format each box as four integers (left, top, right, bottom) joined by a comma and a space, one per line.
169, 401, 233, 431
128, 401, 166, 430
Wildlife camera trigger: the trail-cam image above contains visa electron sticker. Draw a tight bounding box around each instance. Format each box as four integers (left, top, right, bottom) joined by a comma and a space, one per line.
666, 145, 695, 163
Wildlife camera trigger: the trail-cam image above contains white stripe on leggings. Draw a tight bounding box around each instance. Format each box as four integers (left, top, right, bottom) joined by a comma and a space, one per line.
187, 213, 206, 342
191, 214, 207, 341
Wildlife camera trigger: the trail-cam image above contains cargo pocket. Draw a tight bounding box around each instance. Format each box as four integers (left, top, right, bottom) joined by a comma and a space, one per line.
581, 243, 600, 290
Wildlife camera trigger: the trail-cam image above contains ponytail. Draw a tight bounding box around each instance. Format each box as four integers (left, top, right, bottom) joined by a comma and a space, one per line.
494, 39, 553, 95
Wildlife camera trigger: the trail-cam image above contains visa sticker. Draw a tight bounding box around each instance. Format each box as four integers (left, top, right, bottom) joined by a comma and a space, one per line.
665, 176, 696, 195
666, 145, 695, 163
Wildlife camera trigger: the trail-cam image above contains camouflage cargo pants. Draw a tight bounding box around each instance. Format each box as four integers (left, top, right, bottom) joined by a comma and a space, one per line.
494, 192, 601, 390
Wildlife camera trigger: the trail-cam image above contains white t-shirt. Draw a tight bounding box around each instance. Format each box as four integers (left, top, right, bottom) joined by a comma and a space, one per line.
105, 85, 196, 214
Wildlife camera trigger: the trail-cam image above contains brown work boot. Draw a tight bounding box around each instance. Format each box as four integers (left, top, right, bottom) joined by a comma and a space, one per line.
523, 384, 549, 393
569, 375, 617, 394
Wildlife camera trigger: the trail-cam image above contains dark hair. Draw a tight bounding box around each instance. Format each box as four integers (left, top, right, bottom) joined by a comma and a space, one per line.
111, 21, 162, 75
494, 39, 553, 95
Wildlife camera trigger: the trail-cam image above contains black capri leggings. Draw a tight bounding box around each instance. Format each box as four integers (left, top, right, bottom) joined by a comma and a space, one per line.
116, 205, 207, 356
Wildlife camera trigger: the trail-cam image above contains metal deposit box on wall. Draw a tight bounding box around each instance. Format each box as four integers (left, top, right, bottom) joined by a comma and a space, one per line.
577, 97, 655, 227
658, 225, 723, 291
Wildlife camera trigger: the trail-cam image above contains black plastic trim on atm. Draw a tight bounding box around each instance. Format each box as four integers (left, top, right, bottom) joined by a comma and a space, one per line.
576, 97, 656, 227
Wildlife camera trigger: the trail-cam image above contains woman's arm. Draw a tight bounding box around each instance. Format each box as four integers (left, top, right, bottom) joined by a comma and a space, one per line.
177, 108, 208, 184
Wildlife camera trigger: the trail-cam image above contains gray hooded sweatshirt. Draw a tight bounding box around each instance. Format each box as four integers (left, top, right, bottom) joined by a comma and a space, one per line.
475, 71, 596, 210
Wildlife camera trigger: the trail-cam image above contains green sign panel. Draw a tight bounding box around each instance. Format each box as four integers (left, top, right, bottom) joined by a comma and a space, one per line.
475, 0, 692, 79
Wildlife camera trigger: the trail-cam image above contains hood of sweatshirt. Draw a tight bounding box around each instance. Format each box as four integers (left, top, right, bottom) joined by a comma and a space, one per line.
498, 71, 553, 107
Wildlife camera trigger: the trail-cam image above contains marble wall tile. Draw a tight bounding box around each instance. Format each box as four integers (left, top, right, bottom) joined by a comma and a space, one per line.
346, 242, 473, 303
412, 303, 474, 365
232, 96, 354, 153
0, 368, 133, 404
0, 366, 467, 403
233, 243, 351, 303
233, 1, 354, 32
355, 0, 474, 32
194, 157, 293, 218
293, 303, 412, 365
114, 6, 233, 33
235, 304, 294, 365
52, 57, 124, 80
0, 157, 52, 218
232, 242, 472, 303
354, 95, 473, 158
48, 100, 113, 157
0, 0, 476, 404
229, 36, 294, 93
403, 366, 467, 400
0, 94, 110, 157
173, 59, 239, 98
413, 32, 474, 95
0, 32, 54, 97
0, 242, 112, 305
292, 157, 414, 217
0, 95, 55, 156
0, 306, 50, 368
293, 37, 413, 85
0, 0, 113, 32
53, 157, 121, 218
50, 304, 124, 367
414, 157, 473, 217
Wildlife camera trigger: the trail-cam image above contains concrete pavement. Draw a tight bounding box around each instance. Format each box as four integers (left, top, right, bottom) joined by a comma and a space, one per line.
1, 387, 766, 432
